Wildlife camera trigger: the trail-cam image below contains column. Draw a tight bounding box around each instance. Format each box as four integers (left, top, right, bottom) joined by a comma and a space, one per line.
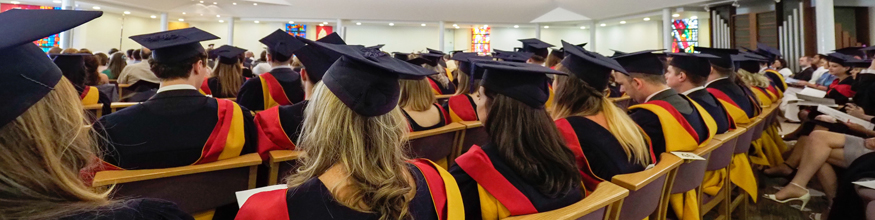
535, 23, 541, 39
662, 8, 672, 51
815, 0, 836, 53
160, 13, 168, 31
870, 7, 875, 45
335, 18, 343, 39
439, 21, 445, 51
589, 20, 597, 51
227, 17, 235, 45
59, 0, 74, 49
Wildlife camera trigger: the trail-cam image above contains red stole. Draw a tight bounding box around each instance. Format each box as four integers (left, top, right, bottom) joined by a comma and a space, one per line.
408, 159, 465, 220
254, 107, 296, 160
427, 77, 443, 95
200, 79, 212, 95
455, 145, 538, 216
447, 94, 478, 122
260, 73, 292, 109
234, 189, 290, 220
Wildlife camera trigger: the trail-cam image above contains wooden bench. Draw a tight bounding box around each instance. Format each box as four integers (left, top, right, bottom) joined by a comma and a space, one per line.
266, 150, 303, 185
700, 127, 746, 220
408, 122, 467, 168
505, 182, 630, 220
110, 102, 140, 113
455, 121, 489, 162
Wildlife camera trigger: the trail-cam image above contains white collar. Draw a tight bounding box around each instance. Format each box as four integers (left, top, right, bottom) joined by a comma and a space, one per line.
860, 69, 875, 74
682, 86, 706, 96
760, 67, 768, 72
157, 84, 197, 93
704, 77, 729, 87
645, 88, 672, 103
270, 65, 292, 70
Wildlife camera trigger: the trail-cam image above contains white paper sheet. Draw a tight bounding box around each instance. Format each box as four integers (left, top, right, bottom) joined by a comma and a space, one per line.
817, 105, 875, 130
853, 180, 875, 190
671, 151, 706, 161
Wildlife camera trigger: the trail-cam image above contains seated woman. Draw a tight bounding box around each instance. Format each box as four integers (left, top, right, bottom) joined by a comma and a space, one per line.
399, 78, 448, 131
0, 9, 190, 220
237, 42, 462, 220
445, 52, 491, 122
781, 53, 860, 140
419, 52, 455, 95
104, 52, 126, 80
52, 54, 112, 115
550, 41, 653, 191
449, 60, 584, 220
201, 45, 247, 98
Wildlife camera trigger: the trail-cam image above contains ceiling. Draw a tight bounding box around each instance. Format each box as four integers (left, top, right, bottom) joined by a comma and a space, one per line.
6, 0, 731, 23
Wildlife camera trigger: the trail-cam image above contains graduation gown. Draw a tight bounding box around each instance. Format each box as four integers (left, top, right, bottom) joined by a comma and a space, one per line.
427, 77, 456, 95
445, 94, 479, 122
96, 89, 257, 170
450, 144, 584, 220
200, 76, 247, 98
825, 77, 855, 105
253, 100, 309, 160
705, 78, 760, 119
402, 103, 449, 132
687, 88, 734, 134
554, 116, 654, 192
61, 199, 192, 220
764, 69, 788, 92
704, 88, 758, 203
235, 159, 463, 220
629, 89, 717, 156
237, 67, 305, 111
853, 73, 875, 115
80, 85, 112, 114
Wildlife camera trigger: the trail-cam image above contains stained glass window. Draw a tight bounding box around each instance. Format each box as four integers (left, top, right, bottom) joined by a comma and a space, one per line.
285, 24, 306, 38
1, 4, 60, 52
471, 26, 490, 54
671, 18, 698, 53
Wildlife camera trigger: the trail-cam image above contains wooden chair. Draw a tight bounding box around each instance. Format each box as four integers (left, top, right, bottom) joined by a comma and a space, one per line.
83, 104, 104, 118
407, 122, 467, 168
266, 150, 302, 185
117, 83, 131, 98
700, 128, 746, 220
610, 153, 683, 220
221, 97, 237, 102
610, 96, 633, 110
110, 102, 140, 113
455, 121, 489, 160
655, 138, 726, 220
505, 182, 630, 220
727, 119, 762, 220
92, 153, 262, 215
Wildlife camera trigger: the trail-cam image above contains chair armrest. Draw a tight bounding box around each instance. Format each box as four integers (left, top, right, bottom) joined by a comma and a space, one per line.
612, 153, 683, 191
93, 153, 262, 187
268, 150, 303, 164
408, 122, 466, 139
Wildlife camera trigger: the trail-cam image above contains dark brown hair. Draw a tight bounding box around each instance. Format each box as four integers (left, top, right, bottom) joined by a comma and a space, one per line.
149, 53, 207, 80
82, 54, 101, 86
482, 88, 581, 197
107, 53, 126, 79
132, 49, 142, 60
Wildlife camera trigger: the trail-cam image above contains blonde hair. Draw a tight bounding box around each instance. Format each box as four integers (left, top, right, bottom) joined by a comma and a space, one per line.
422, 63, 450, 88
399, 79, 436, 111
287, 82, 414, 220
736, 69, 770, 88
211, 62, 244, 97
0, 77, 111, 219
551, 64, 651, 166
453, 68, 480, 95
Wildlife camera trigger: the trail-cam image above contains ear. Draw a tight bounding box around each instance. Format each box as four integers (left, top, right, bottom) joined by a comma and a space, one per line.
266, 53, 273, 62
300, 69, 309, 82
632, 77, 645, 90
679, 71, 688, 82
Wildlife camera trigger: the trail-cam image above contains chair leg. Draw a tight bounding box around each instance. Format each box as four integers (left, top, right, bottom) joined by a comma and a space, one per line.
721, 168, 731, 220
738, 192, 748, 220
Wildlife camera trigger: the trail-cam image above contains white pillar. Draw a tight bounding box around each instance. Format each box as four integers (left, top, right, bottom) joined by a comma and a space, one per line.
535, 23, 541, 39
870, 7, 875, 45
227, 17, 235, 45
589, 20, 597, 51
439, 21, 445, 51
815, 0, 836, 53
335, 18, 343, 39
160, 13, 168, 31
59, 0, 74, 49
662, 8, 672, 51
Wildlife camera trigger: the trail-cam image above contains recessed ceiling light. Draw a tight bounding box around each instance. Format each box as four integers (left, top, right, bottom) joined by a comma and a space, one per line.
178, 18, 185, 21
421, 23, 426, 26
690, 16, 698, 19
319, 24, 324, 26
10, 1, 19, 4
620, 21, 626, 24
123, 11, 131, 14
213, 2, 217, 4
216, 15, 220, 17
356, 22, 361, 25
600, 23, 606, 27
199, 1, 203, 3
389, 23, 394, 26
254, 20, 259, 23
232, 2, 236, 5
219, 20, 224, 23
322, 21, 328, 24
672, 14, 680, 17
580, 26, 586, 29
150, 15, 157, 19
253, 3, 257, 5
288, 21, 294, 24
643, 17, 651, 21
182, 12, 186, 15
455, 26, 459, 29
52, 0, 61, 3
92, 6, 100, 10
544, 26, 549, 29
452, 24, 458, 26
513, 25, 519, 28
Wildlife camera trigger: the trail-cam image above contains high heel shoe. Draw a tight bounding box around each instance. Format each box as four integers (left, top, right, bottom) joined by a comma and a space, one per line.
764, 182, 811, 211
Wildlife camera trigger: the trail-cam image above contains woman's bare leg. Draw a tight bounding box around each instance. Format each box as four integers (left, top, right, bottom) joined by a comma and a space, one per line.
764, 136, 808, 176
774, 131, 847, 200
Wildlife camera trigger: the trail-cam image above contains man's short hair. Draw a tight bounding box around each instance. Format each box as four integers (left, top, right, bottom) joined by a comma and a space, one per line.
132, 49, 142, 60
629, 72, 666, 85
150, 52, 207, 80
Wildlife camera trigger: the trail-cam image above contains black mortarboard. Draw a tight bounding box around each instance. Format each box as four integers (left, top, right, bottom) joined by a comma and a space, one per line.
834, 47, 866, 59
51, 53, 89, 88
732, 54, 767, 73
215, 45, 247, 64
450, 50, 464, 55
755, 43, 780, 63
260, 29, 305, 60
695, 47, 738, 69
366, 44, 385, 50
307, 42, 437, 116
130, 27, 219, 63
427, 48, 445, 55
668, 52, 719, 78
295, 36, 347, 83
561, 40, 627, 91
826, 53, 852, 67
418, 53, 443, 66
406, 57, 430, 66
393, 52, 411, 61
848, 59, 872, 68
451, 52, 492, 93
519, 38, 554, 58
493, 49, 533, 63
610, 49, 627, 58
0, 9, 101, 127
477, 60, 566, 108
613, 50, 666, 76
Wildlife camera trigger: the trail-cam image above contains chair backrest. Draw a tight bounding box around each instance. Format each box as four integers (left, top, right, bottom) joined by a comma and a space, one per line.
611, 153, 683, 220
267, 150, 303, 185
92, 153, 262, 214
734, 123, 757, 154
707, 128, 745, 171
458, 121, 489, 156
83, 104, 104, 119
504, 182, 630, 220
670, 139, 723, 194
751, 117, 766, 140
406, 123, 466, 162
110, 102, 139, 113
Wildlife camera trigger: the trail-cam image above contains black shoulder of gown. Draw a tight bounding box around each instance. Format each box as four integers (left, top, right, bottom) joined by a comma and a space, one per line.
630, 109, 666, 157
564, 116, 647, 182
236, 76, 265, 111
687, 89, 730, 134
61, 199, 193, 220
277, 100, 309, 144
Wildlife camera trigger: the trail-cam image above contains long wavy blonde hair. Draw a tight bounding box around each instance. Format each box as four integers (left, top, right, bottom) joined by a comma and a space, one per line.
736, 69, 770, 88
551, 64, 651, 166
286, 82, 414, 220
0, 77, 111, 219
211, 62, 244, 97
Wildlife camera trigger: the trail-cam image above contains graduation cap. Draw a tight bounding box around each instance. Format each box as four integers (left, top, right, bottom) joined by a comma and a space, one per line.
418, 53, 443, 66
825, 53, 853, 67
518, 38, 554, 58
51, 53, 90, 88
667, 52, 720, 78
426, 48, 445, 55
366, 44, 385, 50
695, 47, 738, 69
214, 45, 247, 64
450, 50, 464, 55
130, 27, 219, 63
306, 41, 437, 116
295, 35, 347, 83
732, 54, 767, 73
259, 29, 305, 60
756, 43, 781, 58
0, 9, 101, 127
393, 52, 411, 61
834, 47, 866, 59
406, 57, 430, 66
493, 49, 533, 63
477, 60, 566, 108
561, 40, 627, 90
848, 59, 872, 68
451, 52, 492, 93
550, 48, 565, 60
612, 50, 666, 76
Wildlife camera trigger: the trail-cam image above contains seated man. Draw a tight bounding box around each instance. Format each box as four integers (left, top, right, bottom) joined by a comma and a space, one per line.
96, 27, 256, 170
117, 48, 159, 85
696, 47, 761, 121
237, 30, 308, 111
612, 50, 717, 157
666, 52, 735, 134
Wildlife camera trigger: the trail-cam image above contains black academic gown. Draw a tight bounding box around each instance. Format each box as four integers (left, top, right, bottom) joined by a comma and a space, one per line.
794, 67, 814, 81
555, 116, 649, 191
402, 103, 449, 132
854, 73, 875, 115
687, 88, 731, 134
205, 77, 247, 98
96, 89, 257, 170
237, 67, 305, 111
276, 100, 309, 144
630, 89, 710, 157
706, 78, 758, 118
829, 152, 875, 220
61, 199, 192, 220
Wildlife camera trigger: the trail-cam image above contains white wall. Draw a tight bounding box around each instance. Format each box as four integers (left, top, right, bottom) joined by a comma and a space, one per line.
344, 25, 439, 53
595, 21, 663, 55
452, 28, 472, 51
698, 18, 711, 48
490, 27, 536, 51
541, 28, 591, 47
72, 12, 161, 52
